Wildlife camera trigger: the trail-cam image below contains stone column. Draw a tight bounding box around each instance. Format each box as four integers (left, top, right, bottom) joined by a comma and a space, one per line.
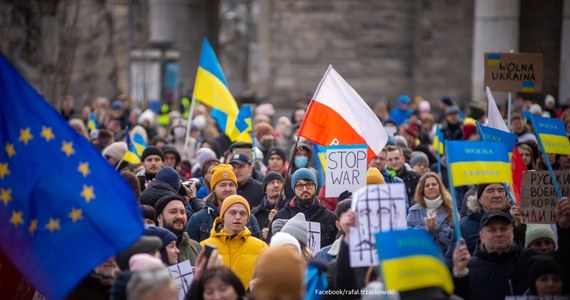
472, 0, 520, 102
559, 0, 570, 104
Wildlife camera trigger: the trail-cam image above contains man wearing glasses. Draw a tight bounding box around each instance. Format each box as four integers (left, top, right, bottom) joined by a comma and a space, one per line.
269, 168, 338, 248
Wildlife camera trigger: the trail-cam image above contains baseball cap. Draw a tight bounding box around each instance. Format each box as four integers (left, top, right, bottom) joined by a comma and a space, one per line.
229, 152, 252, 165
480, 211, 512, 227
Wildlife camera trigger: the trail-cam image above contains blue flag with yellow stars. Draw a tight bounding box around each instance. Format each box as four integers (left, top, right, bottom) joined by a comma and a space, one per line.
0, 54, 144, 300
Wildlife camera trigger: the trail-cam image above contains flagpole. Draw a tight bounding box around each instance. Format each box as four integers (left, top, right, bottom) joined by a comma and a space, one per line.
436, 125, 442, 178
507, 92, 512, 131
279, 135, 302, 201
249, 105, 257, 161
475, 122, 516, 206
530, 116, 563, 199
445, 140, 462, 246
182, 96, 197, 161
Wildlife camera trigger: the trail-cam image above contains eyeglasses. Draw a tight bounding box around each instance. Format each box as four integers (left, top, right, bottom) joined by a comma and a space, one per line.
295, 182, 315, 190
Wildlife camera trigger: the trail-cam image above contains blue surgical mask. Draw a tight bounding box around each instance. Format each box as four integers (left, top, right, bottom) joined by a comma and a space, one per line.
294, 156, 308, 167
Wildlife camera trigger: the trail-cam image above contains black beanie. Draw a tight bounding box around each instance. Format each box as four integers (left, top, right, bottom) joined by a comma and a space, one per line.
115, 236, 162, 271
144, 226, 178, 265
161, 145, 181, 164
267, 147, 287, 162
141, 146, 164, 162
528, 255, 564, 295
477, 184, 491, 201
262, 171, 284, 192
153, 194, 185, 223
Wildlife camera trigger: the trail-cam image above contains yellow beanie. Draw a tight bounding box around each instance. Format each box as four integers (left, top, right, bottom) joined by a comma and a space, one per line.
220, 195, 250, 220
210, 164, 238, 189
366, 167, 385, 185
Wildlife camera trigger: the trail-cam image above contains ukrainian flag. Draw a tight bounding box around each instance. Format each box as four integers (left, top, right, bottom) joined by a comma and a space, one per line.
531, 115, 570, 155
87, 112, 97, 133
193, 39, 250, 142
446, 140, 512, 186
521, 80, 535, 93
376, 229, 453, 294
432, 125, 444, 155
478, 125, 517, 156
313, 144, 327, 189
233, 105, 252, 136
487, 53, 501, 65
123, 128, 141, 164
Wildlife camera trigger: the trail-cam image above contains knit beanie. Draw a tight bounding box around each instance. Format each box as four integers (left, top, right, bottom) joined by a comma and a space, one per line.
525, 224, 557, 249
196, 148, 217, 166
210, 164, 237, 189
366, 167, 385, 185
262, 171, 284, 192
271, 219, 287, 234
528, 255, 565, 295
161, 145, 181, 165
155, 166, 181, 190
254, 122, 274, 141
253, 247, 305, 300
144, 226, 177, 249
102, 142, 128, 162
128, 253, 165, 272
115, 236, 162, 271
410, 151, 429, 168
267, 147, 286, 162
220, 195, 250, 220
141, 146, 164, 162
281, 213, 309, 246
153, 195, 185, 222
477, 183, 491, 201
291, 168, 317, 190
269, 232, 301, 254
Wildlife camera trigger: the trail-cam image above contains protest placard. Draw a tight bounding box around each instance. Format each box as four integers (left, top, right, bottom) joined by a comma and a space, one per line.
521, 170, 570, 224
349, 184, 407, 267
325, 144, 367, 197
168, 260, 194, 300
307, 221, 321, 254
484, 52, 543, 93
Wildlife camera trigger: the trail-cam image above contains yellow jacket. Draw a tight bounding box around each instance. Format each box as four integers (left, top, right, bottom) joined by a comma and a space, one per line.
200, 217, 268, 288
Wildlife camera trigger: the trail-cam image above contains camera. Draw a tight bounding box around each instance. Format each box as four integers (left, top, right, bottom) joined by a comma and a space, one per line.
182, 178, 202, 191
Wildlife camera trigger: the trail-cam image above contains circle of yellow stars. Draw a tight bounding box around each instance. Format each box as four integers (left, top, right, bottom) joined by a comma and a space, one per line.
2, 125, 94, 235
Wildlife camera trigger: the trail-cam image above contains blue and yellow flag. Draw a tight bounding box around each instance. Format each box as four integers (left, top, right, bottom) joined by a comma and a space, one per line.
313, 144, 327, 189
432, 125, 444, 155
233, 105, 253, 136
132, 130, 147, 157
193, 39, 250, 142
446, 140, 512, 186
376, 229, 453, 294
478, 124, 517, 155
0, 54, 144, 300
530, 115, 570, 155
123, 128, 142, 164
87, 112, 97, 133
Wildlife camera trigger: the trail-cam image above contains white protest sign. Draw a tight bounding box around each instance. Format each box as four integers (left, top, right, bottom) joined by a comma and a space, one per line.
521, 170, 570, 224
168, 260, 194, 300
325, 144, 367, 197
349, 184, 407, 267
307, 221, 321, 254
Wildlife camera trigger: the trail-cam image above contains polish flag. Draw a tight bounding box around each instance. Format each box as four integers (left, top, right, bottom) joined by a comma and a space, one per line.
298, 66, 388, 161
486, 86, 509, 132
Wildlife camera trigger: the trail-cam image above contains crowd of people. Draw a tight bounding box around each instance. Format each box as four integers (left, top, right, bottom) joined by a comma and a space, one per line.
8, 92, 570, 300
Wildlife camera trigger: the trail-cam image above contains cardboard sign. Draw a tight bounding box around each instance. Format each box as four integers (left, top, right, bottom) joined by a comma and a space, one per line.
484, 52, 543, 93
325, 144, 367, 197
307, 221, 321, 254
349, 184, 407, 267
521, 170, 570, 224
168, 260, 194, 300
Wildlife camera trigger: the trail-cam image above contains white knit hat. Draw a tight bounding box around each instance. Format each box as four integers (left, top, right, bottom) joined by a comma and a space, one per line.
270, 232, 301, 254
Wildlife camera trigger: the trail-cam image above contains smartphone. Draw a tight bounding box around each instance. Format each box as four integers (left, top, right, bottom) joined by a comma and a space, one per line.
204, 244, 216, 259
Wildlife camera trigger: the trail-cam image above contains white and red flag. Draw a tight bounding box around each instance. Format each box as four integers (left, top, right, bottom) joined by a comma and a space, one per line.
298, 65, 388, 161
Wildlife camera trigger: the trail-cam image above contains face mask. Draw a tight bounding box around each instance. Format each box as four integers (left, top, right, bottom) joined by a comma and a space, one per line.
295, 156, 308, 168
261, 139, 274, 149
192, 115, 206, 129
173, 127, 186, 137
385, 126, 397, 136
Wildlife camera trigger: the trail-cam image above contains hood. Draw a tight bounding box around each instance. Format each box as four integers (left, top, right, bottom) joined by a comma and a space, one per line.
208, 217, 252, 240
466, 194, 482, 215
288, 142, 313, 169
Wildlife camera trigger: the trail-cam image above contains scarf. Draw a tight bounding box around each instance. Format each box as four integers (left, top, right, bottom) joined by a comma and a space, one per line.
424, 195, 443, 216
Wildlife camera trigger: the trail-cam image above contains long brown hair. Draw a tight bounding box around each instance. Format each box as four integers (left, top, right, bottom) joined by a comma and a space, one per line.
413, 172, 453, 222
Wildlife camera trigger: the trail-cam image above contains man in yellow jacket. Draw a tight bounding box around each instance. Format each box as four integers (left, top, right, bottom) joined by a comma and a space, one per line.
200, 194, 268, 289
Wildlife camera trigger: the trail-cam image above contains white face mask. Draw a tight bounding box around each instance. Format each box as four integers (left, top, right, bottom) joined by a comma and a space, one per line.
173, 127, 186, 137
192, 115, 206, 130
385, 126, 397, 136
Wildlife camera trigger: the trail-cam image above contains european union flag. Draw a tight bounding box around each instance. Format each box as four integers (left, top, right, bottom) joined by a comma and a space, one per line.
0, 54, 144, 299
